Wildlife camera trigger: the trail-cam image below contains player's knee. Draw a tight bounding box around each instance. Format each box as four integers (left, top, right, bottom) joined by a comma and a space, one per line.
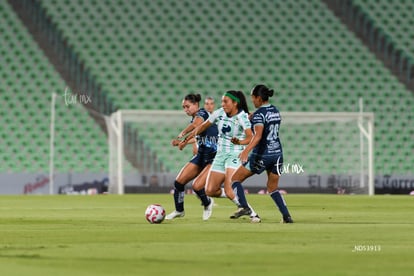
192, 180, 202, 191
205, 185, 219, 196
205, 186, 214, 196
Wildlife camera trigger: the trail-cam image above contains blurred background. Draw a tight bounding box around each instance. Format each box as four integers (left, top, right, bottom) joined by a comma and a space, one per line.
1, 0, 413, 195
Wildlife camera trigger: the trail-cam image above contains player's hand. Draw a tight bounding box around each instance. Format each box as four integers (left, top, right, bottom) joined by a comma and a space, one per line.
171, 139, 180, 147
239, 149, 249, 163
178, 139, 187, 150
231, 137, 240, 145
177, 131, 186, 139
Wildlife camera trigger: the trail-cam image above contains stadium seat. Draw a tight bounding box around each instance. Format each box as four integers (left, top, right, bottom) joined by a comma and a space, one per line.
0, 1, 108, 173
8, 0, 408, 175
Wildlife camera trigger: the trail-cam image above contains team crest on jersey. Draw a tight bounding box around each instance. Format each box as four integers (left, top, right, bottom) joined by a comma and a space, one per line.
221, 124, 231, 134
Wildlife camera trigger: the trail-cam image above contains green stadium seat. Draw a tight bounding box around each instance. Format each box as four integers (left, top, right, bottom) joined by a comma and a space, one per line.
10, 0, 405, 174
0, 1, 108, 173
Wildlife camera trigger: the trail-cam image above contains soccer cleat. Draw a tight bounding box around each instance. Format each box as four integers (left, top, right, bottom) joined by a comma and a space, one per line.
281, 216, 294, 223
202, 197, 214, 221
230, 207, 252, 219
165, 210, 185, 220
250, 215, 261, 223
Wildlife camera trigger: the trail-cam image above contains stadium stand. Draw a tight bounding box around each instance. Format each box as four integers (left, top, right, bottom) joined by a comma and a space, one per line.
5, 0, 414, 175
0, 0, 108, 173
336, 0, 414, 84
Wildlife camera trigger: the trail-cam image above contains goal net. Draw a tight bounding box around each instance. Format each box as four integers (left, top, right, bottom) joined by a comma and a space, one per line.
105, 110, 374, 195
105, 110, 193, 194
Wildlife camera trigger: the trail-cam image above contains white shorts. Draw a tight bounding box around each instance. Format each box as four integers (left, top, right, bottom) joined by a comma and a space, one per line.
210, 151, 241, 174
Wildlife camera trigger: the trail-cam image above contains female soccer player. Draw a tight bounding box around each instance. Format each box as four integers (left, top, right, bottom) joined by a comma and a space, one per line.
190, 90, 260, 222
204, 96, 215, 113
166, 94, 218, 221
191, 96, 216, 155
231, 84, 293, 223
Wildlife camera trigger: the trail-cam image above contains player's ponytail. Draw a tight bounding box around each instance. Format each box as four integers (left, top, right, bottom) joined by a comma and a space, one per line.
184, 93, 202, 104
251, 84, 274, 101
236, 91, 249, 114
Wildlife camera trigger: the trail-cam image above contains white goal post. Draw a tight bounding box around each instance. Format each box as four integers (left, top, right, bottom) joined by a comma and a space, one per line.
105, 109, 374, 195
105, 110, 190, 194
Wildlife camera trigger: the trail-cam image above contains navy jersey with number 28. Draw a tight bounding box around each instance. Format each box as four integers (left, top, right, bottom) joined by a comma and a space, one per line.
251, 104, 283, 156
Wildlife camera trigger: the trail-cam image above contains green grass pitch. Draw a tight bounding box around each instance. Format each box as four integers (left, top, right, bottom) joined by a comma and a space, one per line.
0, 194, 412, 276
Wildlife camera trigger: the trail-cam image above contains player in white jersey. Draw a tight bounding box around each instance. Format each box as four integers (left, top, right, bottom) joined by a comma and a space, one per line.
189, 90, 261, 222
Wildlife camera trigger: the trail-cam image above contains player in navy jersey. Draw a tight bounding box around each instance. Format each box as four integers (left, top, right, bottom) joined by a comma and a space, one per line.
191, 96, 216, 155
231, 84, 293, 223
166, 94, 219, 221
204, 96, 215, 113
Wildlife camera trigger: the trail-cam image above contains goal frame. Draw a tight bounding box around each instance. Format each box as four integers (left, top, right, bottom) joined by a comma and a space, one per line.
105, 110, 189, 194
105, 110, 375, 195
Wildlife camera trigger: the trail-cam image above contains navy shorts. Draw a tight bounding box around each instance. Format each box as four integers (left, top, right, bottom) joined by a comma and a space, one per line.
244, 152, 283, 175
189, 150, 216, 169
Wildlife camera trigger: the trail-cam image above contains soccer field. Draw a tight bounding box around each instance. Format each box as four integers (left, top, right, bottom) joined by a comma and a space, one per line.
0, 194, 412, 276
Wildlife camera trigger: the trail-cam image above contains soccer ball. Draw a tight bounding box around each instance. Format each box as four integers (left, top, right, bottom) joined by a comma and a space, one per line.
145, 204, 166, 224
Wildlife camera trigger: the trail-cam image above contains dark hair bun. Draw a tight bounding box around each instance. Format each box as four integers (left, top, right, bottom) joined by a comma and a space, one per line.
267, 89, 274, 97
251, 84, 274, 100
194, 94, 202, 102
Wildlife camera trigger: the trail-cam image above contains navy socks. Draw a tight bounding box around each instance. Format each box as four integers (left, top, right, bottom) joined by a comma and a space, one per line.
270, 190, 291, 218
232, 181, 249, 208
173, 181, 185, 212
194, 187, 211, 207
